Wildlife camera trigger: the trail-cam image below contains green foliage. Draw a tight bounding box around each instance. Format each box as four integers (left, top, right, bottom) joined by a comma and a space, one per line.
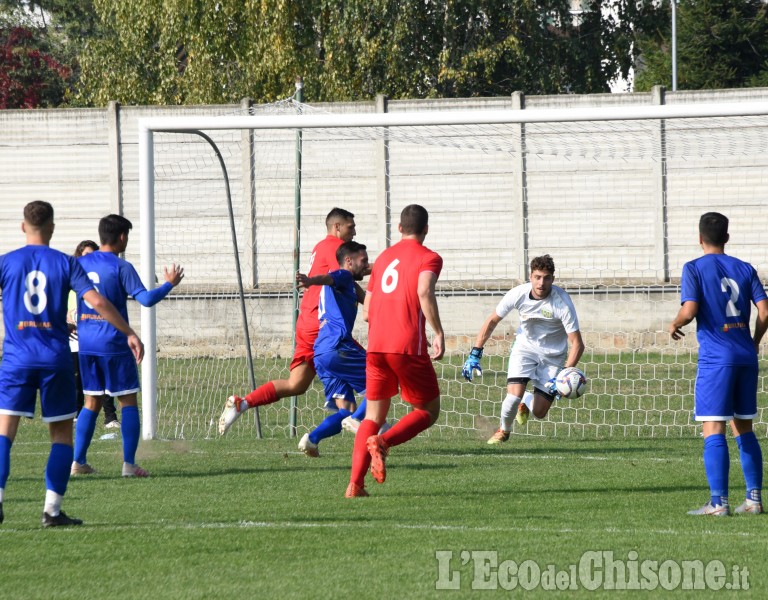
635, 0, 768, 91
8, 0, 765, 105
72, 0, 648, 106
0, 0, 104, 107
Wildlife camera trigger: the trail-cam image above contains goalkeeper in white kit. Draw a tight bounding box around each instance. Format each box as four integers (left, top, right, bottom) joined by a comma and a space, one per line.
461, 255, 585, 443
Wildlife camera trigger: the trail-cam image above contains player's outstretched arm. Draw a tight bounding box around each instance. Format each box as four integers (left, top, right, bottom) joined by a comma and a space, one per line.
418, 271, 445, 360
296, 271, 333, 291
131, 263, 183, 308
82, 289, 145, 363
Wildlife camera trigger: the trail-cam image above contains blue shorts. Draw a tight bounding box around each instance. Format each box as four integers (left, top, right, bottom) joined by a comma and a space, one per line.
314, 341, 366, 410
694, 363, 758, 421
0, 367, 76, 422
79, 353, 140, 397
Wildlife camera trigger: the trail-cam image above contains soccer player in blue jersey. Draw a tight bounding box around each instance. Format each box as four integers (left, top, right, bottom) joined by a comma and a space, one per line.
295, 241, 370, 457
72, 214, 184, 478
669, 212, 768, 516
0, 201, 144, 527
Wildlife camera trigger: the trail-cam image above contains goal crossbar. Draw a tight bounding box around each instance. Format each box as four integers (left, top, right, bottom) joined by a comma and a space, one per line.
140, 102, 768, 134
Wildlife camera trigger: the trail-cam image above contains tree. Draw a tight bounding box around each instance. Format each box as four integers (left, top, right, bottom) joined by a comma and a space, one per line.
634, 0, 768, 91
0, 24, 70, 108
0, 0, 105, 107
72, 0, 656, 106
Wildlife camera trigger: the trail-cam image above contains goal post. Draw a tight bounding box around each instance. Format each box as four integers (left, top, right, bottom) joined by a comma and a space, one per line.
138, 101, 768, 441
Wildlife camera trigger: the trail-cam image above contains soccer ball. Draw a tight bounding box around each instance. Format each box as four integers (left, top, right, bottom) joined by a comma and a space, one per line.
555, 367, 588, 398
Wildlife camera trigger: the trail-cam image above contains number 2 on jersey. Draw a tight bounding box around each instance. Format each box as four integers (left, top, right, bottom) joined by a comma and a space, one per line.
720, 277, 741, 317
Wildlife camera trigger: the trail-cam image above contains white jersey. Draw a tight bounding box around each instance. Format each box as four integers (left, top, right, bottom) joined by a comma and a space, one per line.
495, 283, 580, 357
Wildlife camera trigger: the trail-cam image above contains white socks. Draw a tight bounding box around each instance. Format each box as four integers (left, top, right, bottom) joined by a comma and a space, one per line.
500, 394, 522, 432
44, 490, 63, 517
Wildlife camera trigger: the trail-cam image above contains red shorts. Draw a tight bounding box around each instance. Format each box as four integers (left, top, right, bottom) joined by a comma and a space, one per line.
290, 326, 318, 372
365, 352, 440, 406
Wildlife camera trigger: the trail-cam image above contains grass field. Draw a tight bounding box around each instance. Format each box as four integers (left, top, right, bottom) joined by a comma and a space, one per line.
2, 420, 767, 598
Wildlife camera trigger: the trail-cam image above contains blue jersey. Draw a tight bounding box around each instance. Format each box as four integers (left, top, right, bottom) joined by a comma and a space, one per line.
77, 251, 146, 356
0, 245, 93, 369
681, 253, 767, 366
314, 270, 359, 355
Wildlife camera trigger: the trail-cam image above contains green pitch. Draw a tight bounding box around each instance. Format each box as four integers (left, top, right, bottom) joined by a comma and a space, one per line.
1, 427, 766, 598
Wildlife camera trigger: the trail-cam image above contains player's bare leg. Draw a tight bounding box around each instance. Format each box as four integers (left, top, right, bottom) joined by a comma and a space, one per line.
219, 361, 316, 435
530, 389, 554, 420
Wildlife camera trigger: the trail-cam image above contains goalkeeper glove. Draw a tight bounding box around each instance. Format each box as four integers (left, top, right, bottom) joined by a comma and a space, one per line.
461, 347, 484, 381
546, 375, 560, 399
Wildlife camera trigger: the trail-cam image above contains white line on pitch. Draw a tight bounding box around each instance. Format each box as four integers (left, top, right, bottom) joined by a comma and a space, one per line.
0, 519, 754, 539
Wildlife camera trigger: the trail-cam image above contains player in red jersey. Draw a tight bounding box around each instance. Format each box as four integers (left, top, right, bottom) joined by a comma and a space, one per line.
218, 208, 361, 434
346, 204, 445, 497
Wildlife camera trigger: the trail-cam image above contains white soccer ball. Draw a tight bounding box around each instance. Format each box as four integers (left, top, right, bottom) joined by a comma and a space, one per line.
555, 367, 588, 399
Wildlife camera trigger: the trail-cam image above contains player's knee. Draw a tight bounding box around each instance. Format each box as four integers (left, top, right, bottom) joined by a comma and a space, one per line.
84, 396, 103, 411
423, 399, 440, 424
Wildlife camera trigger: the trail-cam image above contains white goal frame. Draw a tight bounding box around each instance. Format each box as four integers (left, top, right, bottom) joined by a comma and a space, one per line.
138, 101, 768, 440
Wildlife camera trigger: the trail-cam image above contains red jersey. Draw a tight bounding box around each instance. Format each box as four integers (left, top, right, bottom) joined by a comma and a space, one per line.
296, 235, 343, 339
366, 238, 443, 356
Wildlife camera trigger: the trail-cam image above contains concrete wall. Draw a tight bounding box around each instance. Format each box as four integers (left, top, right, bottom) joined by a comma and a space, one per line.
2, 88, 768, 352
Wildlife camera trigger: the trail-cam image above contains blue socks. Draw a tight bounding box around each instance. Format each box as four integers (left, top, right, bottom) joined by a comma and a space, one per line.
309, 409, 352, 445
736, 431, 763, 503
0, 435, 12, 489
45, 443, 73, 495
73, 407, 98, 464
351, 399, 367, 421
703, 433, 729, 505
121, 405, 140, 464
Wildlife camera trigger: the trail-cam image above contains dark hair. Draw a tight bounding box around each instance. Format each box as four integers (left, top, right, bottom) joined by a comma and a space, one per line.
99, 214, 133, 245
24, 201, 54, 227
699, 212, 729, 246
326, 207, 355, 227
400, 204, 429, 235
336, 240, 367, 265
74, 240, 98, 257
530, 254, 555, 275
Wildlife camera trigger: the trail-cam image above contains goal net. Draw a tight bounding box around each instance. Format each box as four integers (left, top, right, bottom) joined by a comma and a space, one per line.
137, 101, 768, 440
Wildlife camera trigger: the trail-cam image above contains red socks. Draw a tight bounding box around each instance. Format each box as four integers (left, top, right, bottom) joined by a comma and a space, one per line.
382, 409, 432, 447
349, 419, 379, 487
244, 381, 278, 407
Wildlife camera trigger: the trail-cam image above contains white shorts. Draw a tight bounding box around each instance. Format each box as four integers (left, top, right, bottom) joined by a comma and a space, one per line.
507, 346, 565, 392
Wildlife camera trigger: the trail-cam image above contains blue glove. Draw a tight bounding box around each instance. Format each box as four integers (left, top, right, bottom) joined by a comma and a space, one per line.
461, 347, 484, 381
546, 376, 559, 397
